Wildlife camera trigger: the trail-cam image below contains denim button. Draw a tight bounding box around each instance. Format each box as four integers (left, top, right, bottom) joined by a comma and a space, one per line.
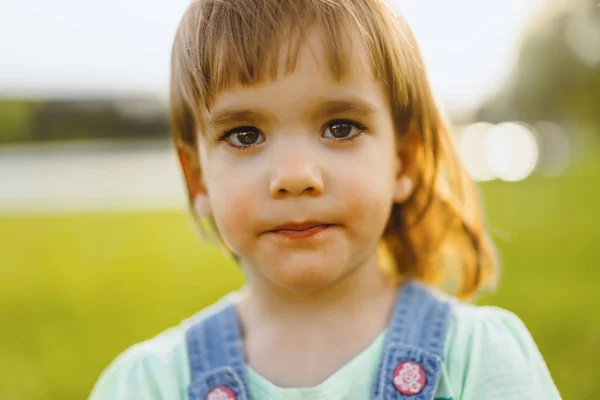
206, 386, 237, 400
392, 361, 427, 395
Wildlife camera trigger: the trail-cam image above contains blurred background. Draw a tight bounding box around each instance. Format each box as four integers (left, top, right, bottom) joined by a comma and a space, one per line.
1, 0, 599, 398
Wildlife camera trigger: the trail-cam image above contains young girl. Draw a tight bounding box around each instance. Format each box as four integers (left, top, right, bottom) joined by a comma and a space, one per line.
90, 0, 561, 399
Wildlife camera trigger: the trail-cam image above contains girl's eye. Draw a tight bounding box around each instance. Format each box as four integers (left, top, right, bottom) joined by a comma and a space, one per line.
323, 120, 366, 142
220, 126, 265, 150
219, 120, 365, 151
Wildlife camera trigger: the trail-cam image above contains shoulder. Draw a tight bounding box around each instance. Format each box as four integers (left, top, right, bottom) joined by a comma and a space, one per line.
442, 301, 561, 399
89, 294, 236, 400
445, 302, 534, 364
89, 324, 188, 400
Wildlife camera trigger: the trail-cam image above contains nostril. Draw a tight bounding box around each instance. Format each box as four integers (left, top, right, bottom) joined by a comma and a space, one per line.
276, 186, 317, 196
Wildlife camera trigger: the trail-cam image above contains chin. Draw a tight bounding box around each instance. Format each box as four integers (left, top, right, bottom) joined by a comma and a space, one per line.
264, 257, 349, 292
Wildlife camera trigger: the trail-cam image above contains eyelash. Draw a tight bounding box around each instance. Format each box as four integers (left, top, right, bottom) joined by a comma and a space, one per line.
218, 119, 367, 152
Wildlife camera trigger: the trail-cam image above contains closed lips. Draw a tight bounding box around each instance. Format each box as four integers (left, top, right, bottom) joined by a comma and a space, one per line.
271, 222, 332, 231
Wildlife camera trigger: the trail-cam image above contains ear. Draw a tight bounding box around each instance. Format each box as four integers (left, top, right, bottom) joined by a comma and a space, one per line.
393, 120, 423, 204
176, 139, 212, 216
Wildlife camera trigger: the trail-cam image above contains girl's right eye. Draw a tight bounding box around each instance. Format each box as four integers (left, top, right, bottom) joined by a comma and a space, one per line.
219, 127, 265, 151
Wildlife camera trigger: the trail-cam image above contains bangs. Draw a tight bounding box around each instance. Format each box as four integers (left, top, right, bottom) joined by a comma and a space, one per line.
174, 0, 415, 118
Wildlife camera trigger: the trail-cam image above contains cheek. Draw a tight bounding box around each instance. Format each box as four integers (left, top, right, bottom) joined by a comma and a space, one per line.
342, 172, 393, 225
338, 143, 396, 227
206, 163, 260, 241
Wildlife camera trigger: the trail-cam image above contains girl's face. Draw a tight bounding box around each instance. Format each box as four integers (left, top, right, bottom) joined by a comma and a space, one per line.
197, 32, 404, 291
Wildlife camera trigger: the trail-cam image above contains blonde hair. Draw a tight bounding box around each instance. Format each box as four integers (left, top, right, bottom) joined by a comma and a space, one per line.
170, 0, 499, 299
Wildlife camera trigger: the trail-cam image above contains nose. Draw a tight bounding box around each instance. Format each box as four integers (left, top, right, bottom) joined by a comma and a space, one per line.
269, 152, 324, 198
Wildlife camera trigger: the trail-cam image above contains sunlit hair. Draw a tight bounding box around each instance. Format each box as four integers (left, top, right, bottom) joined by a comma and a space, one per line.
170, 0, 499, 299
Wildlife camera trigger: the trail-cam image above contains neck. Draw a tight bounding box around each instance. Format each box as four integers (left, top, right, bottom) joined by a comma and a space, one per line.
236, 249, 398, 334
234, 249, 400, 387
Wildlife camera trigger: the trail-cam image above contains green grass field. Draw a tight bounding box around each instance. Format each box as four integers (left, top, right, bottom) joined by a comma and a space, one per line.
1, 158, 598, 399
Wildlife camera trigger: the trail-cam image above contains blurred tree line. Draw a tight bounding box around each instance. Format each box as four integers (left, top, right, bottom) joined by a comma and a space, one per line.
0, 0, 598, 147
0, 98, 169, 145
477, 0, 600, 144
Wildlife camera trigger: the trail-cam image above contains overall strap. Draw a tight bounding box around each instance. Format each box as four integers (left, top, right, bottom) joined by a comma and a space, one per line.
185, 295, 251, 400
373, 280, 452, 400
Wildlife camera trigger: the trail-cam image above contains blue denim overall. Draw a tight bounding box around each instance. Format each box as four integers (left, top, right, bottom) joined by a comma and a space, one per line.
185, 280, 452, 400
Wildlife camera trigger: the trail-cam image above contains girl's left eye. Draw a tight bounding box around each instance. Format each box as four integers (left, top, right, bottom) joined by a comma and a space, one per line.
322, 120, 366, 142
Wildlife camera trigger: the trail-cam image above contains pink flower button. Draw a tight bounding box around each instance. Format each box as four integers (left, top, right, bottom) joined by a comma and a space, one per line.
392, 361, 427, 395
205, 386, 237, 400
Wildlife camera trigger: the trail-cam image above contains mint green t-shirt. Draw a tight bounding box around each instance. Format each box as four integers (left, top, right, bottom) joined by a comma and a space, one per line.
247, 328, 386, 400
89, 299, 561, 400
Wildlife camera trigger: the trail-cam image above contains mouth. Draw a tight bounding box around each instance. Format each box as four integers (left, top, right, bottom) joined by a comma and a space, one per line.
266, 221, 335, 239
272, 221, 331, 231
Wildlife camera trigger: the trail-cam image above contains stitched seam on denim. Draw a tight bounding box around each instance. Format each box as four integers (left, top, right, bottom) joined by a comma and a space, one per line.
185, 325, 209, 381
199, 319, 212, 374
388, 281, 411, 345
420, 292, 438, 355
222, 304, 247, 385
408, 282, 432, 349
430, 302, 450, 357
408, 282, 428, 349
218, 306, 230, 365
185, 329, 196, 381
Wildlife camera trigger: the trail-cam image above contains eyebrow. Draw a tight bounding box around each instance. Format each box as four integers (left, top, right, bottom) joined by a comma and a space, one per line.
312, 98, 379, 120
206, 109, 272, 131
205, 97, 379, 131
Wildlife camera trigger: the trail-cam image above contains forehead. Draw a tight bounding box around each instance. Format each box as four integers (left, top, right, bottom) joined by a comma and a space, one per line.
206, 29, 383, 116
281, 28, 374, 81
202, 17, 380, 102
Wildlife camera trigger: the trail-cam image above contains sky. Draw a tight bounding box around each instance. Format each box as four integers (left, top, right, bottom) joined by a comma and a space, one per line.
0, 0, 545, 114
